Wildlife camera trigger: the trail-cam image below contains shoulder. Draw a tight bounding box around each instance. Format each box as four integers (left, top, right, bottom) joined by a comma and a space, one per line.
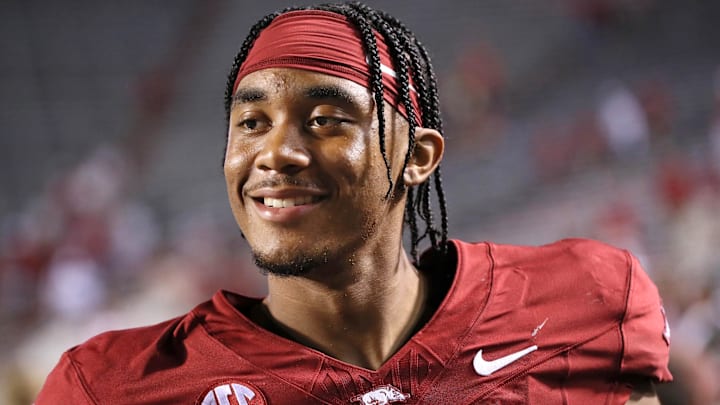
447, 238, 672, 397
453, 238, 647, 338
68, 314, 193, 370
456, 237, 635, 292
504, 238, 631, 285
35, 295, 220, 404
460, 238, 671, 375
35, 315, 191, 404
45, 314, 191, 383
35, 291, 272, 404
487, 237, 631, 271
78, 314, 189, 354
454, 237, 627, 260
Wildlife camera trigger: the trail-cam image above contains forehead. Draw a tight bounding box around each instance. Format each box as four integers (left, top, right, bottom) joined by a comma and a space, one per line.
234, 67, 373, 102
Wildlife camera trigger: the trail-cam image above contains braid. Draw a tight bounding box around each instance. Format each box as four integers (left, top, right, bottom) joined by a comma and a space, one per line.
329, 4, 395, 198
405, 187, 419, 260
224, 2, 450, 261
364, 4, 449, 259
416, 43, 444, 133
353, 4, 417, 188
381, 17, 443, 253
433, 165, 449, 250
377, 10, 444, 135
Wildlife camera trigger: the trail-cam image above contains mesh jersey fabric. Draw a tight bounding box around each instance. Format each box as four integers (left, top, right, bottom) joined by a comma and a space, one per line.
35, 238, 672, 404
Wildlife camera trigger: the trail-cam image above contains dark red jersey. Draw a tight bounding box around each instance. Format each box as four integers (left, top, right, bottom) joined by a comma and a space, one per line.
36, 239, 671, 404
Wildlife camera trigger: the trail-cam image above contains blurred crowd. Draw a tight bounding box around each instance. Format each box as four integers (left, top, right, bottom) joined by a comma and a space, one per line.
1, 0, 719, 403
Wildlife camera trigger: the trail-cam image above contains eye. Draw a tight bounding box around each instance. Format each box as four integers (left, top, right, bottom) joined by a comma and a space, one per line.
308, 116, 342, 128
236, 117, 269, 133
240, 119, 258, 130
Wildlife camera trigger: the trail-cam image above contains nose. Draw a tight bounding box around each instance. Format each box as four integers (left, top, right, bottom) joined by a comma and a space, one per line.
255, 124, 311, 174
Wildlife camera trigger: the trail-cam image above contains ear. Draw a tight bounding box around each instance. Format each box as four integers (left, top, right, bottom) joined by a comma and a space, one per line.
403, 127, 444, 186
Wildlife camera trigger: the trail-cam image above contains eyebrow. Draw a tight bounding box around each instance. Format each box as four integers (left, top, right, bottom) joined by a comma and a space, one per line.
232, 88, 267, 105
231, 84, 362, 109
305, 85, 358, 107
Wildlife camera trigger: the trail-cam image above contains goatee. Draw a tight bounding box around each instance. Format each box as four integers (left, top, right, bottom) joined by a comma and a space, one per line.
252, 249, 329, 277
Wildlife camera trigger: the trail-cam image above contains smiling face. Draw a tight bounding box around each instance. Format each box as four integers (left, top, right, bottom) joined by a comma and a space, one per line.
224, 68, 411, 276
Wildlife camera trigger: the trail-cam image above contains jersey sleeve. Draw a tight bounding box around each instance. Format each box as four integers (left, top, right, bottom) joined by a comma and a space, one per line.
34, 351, 95, 405
619, 251, 673, 382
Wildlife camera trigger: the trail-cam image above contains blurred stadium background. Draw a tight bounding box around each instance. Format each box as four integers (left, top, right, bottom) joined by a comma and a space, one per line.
1, 0, 719, 403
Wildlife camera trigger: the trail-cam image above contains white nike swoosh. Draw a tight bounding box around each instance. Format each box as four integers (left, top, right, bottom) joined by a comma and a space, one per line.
473, 345, 538, 376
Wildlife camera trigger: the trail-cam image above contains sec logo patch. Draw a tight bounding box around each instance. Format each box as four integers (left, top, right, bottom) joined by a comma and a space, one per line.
197, 380, 267, 405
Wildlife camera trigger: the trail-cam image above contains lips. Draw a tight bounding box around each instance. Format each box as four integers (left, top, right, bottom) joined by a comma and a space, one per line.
263, 195, 321, 208
245, 184, 327, 223
250, 194, 324, 223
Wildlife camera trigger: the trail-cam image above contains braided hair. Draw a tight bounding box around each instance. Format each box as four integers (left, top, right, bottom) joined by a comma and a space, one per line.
223, 2, 449, 262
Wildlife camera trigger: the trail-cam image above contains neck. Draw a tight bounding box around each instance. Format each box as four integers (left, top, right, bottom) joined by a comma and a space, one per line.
260, 244, 427, 370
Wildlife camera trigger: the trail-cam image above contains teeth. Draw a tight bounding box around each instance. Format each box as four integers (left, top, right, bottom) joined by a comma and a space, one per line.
263, 196, 316, 208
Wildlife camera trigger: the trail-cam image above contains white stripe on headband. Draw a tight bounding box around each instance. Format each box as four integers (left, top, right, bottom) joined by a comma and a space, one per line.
366, 56, 418, 94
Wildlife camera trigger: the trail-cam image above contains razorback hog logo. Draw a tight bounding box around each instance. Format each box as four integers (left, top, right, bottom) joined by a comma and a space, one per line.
352, 385, 410, 405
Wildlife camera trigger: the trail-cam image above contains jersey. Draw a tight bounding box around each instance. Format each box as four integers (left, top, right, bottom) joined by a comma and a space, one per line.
36, 238, 672, 404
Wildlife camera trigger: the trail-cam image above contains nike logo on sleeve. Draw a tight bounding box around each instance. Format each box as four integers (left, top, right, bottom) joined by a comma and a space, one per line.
473, 345, 538, 376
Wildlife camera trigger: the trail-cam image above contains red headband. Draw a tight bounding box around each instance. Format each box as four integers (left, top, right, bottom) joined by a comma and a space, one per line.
232, 10, 422, 125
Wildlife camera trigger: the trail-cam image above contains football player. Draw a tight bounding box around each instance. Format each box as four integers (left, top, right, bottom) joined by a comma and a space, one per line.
37, 2, 671, 404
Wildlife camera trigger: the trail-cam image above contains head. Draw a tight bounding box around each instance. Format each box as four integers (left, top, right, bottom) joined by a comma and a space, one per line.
223, 2, 448, 276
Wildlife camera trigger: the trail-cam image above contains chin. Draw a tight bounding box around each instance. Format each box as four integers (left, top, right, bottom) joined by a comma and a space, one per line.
251, 247, 330, 277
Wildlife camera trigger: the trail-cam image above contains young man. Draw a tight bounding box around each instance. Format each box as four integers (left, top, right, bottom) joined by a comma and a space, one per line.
37, 3, 671, 404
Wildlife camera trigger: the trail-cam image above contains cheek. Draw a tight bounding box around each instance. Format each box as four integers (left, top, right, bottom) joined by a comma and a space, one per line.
344, 133, 366, 164
224, 142, 257, 203
225, 130, 249, 163
224, 156, 245, 193
225, 129, 259, 173
320, 135, 376, 188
